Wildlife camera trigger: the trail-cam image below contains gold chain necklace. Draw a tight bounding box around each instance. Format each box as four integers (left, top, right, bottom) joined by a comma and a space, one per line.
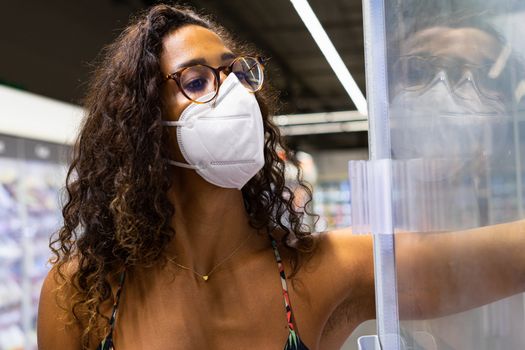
168, 233, 253, 281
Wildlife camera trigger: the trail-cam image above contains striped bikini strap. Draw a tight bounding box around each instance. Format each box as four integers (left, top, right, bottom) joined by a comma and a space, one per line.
108, 270, 126, 332
270, 237, 300, 335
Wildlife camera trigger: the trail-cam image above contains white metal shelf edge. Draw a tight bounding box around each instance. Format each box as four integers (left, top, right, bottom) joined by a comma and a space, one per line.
0, 85, 83, 145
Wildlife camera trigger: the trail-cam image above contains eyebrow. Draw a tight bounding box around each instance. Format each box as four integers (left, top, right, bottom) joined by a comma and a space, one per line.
172, 52, 237, 72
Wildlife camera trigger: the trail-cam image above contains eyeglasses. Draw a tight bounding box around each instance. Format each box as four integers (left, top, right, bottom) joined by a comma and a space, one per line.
164, 56, 268, 104
392, 55, 507, 100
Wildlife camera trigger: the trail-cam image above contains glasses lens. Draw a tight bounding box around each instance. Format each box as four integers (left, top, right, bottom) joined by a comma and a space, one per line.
399, 56, 434, 90
231, 57, 263, 92
179, 65, 218, 102
472, 68, 506, 100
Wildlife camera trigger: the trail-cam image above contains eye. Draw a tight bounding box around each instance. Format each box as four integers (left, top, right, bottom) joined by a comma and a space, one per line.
231, 57, 263, 92
179, 65, 216, 99
234, 71, 247, 81
405, 58, 432, 87
183, 78, 209, 93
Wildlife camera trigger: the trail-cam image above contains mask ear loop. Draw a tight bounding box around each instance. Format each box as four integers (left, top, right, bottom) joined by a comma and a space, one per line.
166, 159, 205, 170
161, 120, 203, 169
162, 119, 196, 129
162, 120, 185, 127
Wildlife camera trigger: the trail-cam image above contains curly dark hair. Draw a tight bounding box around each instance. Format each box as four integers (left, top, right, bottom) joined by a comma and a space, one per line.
49, 3, 318, 348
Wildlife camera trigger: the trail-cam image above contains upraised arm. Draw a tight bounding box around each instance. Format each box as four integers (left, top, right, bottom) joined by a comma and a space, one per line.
318, 219, 525, 347
395, 218, 525, 320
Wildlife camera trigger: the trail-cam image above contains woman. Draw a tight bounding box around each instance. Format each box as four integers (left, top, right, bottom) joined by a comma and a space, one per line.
37, 4, 525, 350
37, 4, 373, 349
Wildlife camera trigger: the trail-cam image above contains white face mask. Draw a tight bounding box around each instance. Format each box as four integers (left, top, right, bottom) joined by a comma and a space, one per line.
162, 73, 265, 189
390, 70, 506, 161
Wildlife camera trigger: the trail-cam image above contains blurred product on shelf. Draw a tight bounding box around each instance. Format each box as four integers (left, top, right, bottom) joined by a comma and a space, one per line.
314, 180, 352, 231
0, 135, 68, 350
280, 149, 356, 232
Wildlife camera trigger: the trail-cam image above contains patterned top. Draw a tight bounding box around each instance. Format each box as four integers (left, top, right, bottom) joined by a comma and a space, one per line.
97, 236, 309, 350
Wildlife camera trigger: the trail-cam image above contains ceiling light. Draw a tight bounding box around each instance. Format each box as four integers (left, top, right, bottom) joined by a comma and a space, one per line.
290, 0, 368, 115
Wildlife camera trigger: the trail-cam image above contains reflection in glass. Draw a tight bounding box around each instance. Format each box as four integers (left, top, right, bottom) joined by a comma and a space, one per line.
363, 1, 525, 349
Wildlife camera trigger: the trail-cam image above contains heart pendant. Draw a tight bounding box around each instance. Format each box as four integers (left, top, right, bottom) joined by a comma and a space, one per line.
202, 276, 209, 281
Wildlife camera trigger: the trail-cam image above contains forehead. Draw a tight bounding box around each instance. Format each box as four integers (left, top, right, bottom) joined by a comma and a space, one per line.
402, 27, 501, 65
160, 24, 231, 72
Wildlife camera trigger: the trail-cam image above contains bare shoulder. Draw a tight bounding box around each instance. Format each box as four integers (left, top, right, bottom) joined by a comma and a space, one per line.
38, 259, 119, 350
307, 229, 376, 349
37, 262, 83, 350
309, 229, 374, 305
